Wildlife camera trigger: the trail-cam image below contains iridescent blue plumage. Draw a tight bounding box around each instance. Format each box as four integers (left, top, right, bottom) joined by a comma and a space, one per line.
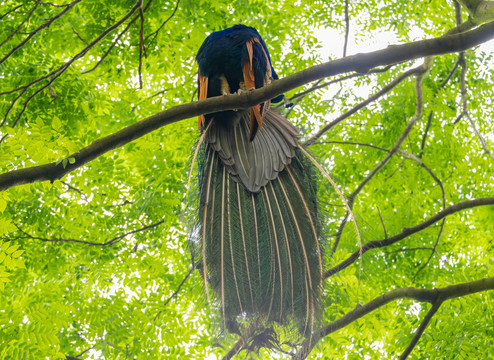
196, 24, 284, 140
196, 24, 281, 98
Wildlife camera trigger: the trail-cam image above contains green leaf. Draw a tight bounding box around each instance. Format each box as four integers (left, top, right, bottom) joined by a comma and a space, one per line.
6, 245, 20, 255
52, 116, 62, 131
11, 250, 24, 258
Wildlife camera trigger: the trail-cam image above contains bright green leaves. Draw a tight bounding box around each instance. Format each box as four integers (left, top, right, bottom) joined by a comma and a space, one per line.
0, 0, 493, 359
0, 239, 25, 292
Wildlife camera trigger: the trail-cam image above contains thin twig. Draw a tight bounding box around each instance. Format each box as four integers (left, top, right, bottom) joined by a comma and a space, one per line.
376, 206, 387, 239
14, 220, 164, 246
0, 0, 40, 48
413, 219, 445, 281
464, 113, 494, 159
0, 0, 81, 65
274, 65, 393, 111
145, 0, 181, 47
154, 267, 194, 321
48, 77, 59, 98
75, 346, 94, 358
0, 4, 23, 21
458, 52, 494, 160
343, 0, 350, 57
304, 64, 425, 147
138, 1, 146, 89
420, 110, 434, 155
284, 79, 323, 118
384, 158, 406, 181
453, 112, 465, 124
330, 59, 432, 256
38, 2, 70, 7
60, 180, 87, 201
82, 0, 154, 75
1, 87, 28, 127
387, 247, 439, 255
71, 26, 88, 45
131, 89, 168, 111
6, 0, 143, 127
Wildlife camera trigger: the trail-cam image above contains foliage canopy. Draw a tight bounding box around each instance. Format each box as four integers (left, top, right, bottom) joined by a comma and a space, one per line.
0, 0, 493, 359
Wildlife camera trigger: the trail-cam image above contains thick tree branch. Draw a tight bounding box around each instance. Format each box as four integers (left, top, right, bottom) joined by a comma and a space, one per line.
294, 277, 494, 359
2, 23, 494, 191
324, 197, 494, 278
457, 0, 494, 23
399, 302, 441, 360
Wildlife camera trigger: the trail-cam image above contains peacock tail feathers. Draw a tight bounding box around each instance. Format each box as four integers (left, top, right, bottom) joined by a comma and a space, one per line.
187, 109, 325, 339
187, 24, 336, 347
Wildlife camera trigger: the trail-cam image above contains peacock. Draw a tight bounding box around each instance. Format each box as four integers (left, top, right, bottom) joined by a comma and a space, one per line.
191, 24, 324, 341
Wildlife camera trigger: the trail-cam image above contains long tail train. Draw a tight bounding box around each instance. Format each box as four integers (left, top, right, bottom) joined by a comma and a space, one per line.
194, 109, 323, 336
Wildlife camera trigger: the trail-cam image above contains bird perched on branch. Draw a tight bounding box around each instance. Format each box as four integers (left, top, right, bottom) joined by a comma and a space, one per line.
192, 24, 324, 342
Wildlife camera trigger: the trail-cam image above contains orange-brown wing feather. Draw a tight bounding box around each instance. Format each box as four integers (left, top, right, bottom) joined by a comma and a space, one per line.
198, 72, 209, 129
243, 39, 263, 141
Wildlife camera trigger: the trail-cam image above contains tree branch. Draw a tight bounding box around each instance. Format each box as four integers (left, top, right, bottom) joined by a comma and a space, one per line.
399, 302, 441, 360
324, 197, 494, 278
319, 140, 447, 266
343, 0, 350, 57
294, 277, 494, 359
0, 0, 81, 65
81, 0, 155, 75
0, 4, 23, 21
138, 1, 146, 89
273, 65, 393, 112
2, 23, 494, 191
330, 58, 432, 255
14, 220, 164, 246
0, 0, 142, 127
0, 0, 40, 49
144, 0, 181, 47
154, 266, 194, 321
419, 54, 462, 155
457, 52, 494, 160
303, 64, 425, 147
457, 0, 494, 23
